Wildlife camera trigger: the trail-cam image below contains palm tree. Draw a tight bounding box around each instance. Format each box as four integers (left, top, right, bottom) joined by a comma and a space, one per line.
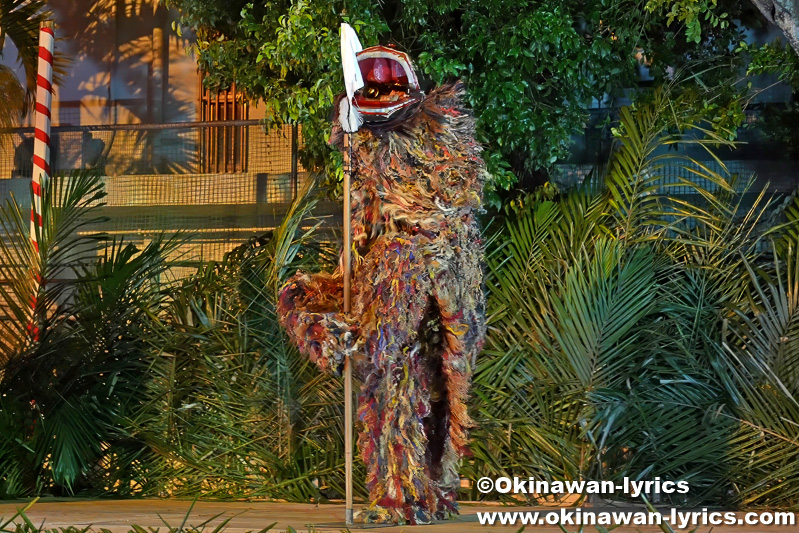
470, 84, 799, 508
0, 0, 51, 128
0, 168, 184, 496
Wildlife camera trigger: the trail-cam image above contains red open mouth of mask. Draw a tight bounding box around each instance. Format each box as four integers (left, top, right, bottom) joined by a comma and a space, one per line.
353, 46, 422, 122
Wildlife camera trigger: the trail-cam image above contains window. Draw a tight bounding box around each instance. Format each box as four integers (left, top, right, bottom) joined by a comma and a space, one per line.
198, 75, 249, 173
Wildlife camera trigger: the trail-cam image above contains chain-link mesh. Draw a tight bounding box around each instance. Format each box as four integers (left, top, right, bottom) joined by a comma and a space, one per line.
556, 159, 797, 195
0, 120, 323, 278
2, 118, 798, 280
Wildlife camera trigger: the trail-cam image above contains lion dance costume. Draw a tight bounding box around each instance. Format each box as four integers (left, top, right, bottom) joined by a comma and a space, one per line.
278, 45, 487, 524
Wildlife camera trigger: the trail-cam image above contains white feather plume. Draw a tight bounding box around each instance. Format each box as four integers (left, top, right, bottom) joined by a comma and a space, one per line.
340, 23, 364, 133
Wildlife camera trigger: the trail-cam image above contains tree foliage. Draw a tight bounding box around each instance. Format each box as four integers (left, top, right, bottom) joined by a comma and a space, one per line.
3, 87, 799, 507
0, 0, 68, 129
471, 86, 799, 507
167, 0, 754, 205
649, 0, 799, 54
124, 186, 355, 499
0, 170, 181, 495
0, 0, 49, 128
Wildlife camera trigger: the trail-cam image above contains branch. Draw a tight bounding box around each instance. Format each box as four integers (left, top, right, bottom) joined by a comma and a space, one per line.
750, 0, 799, 55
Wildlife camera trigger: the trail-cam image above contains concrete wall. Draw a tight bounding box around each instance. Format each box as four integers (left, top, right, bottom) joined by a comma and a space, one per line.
1, 0, 200, 126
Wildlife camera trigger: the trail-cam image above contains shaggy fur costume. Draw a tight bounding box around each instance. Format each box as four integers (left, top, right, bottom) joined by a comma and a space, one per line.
278, 81, 487, 524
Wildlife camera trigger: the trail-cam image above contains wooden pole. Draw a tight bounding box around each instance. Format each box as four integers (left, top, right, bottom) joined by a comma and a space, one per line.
342, 132, 354, 525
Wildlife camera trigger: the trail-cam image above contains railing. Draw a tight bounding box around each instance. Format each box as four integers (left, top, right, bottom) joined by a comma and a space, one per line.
2, 116, 798, 266
0, 120, 323, 272
1, 119, 300, 179
555, 159, 799, 196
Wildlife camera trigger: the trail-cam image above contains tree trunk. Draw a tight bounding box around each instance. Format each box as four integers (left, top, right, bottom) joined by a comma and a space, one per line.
750, 0, 799, 54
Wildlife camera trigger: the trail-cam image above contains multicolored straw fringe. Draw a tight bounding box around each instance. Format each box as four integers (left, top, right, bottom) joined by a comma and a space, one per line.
279, 81, 487, 525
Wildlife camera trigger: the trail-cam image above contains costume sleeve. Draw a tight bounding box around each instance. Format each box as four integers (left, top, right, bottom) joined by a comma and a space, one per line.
278, 272, 362, 374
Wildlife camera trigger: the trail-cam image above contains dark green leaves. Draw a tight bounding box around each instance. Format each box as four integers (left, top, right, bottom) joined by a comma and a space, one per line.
168, 0, 754, 206
474, 90, 799, 506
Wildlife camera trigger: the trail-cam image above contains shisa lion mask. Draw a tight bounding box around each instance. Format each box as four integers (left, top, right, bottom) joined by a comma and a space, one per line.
278, 44, 487, 525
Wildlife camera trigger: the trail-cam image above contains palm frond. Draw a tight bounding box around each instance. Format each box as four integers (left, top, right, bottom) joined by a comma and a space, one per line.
0, 170, 107, 363
0, 0, 68, 115
604, 85, 737, 244
0, 65, 25, 130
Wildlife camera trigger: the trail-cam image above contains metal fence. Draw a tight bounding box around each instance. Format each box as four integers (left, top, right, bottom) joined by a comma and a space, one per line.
1, 119, 303, 191
556, 159, 799, 196
0, 120, 336, 276
2, 117, 799, 274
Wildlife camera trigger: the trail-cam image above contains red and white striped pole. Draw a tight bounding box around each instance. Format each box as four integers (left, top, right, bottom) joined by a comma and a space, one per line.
31, 20, 54, 252
29, 20, 54, 341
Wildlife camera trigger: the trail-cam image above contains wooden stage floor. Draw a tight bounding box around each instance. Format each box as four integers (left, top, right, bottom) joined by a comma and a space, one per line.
0, 499, 795, 532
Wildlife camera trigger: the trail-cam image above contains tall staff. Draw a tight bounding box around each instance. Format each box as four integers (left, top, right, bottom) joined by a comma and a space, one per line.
342, 133, 354, 525
29, 19, 55, 341
339, 22, 363, 526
